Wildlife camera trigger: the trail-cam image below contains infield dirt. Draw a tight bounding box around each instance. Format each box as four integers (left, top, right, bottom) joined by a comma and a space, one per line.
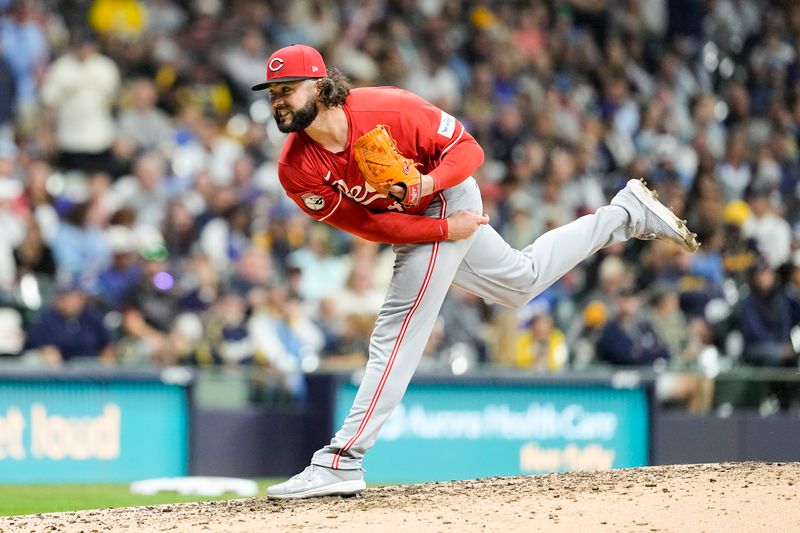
2, 462, 798, 532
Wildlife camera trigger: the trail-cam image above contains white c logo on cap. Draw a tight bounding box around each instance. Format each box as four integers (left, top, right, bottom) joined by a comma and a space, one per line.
268, 58, 285, 72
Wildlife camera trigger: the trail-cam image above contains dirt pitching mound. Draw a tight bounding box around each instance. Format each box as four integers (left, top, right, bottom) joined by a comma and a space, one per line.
3, 462, 799, 532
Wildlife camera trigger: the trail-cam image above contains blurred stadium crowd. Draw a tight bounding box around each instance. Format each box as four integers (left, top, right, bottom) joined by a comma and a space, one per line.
1, 0, 800, 410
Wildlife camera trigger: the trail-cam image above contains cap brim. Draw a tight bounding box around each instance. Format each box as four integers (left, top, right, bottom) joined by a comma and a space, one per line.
251, 76, 321, 91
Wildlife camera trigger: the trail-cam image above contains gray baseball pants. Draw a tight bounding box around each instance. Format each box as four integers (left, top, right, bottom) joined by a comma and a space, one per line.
312, 177, 633, 470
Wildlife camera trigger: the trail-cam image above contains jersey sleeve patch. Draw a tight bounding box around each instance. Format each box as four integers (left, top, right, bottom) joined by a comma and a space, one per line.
301, 193, 326, 211
437, 111, 456, 139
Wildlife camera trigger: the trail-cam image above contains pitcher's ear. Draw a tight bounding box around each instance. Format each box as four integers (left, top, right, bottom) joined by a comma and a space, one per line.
316, 77, 330, 100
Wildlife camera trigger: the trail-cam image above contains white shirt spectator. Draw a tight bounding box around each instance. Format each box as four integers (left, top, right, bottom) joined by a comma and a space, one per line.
718, 160, 751, 201
743, 209, 792, 269
40, 48, 120, 153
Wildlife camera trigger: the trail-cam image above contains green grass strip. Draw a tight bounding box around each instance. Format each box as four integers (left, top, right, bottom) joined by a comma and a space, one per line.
0, 480, 281, 517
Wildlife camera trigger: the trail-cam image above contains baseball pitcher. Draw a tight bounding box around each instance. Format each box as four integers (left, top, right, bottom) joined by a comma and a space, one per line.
252, 44, 699, 499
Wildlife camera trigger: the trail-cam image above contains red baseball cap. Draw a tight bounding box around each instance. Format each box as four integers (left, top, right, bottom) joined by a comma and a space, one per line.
251, 44, 327, 91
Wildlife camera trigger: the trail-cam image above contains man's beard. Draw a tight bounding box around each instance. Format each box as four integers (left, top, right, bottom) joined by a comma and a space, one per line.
275, 99, 319, 133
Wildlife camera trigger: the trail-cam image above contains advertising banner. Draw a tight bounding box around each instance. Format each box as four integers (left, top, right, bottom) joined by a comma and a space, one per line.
0, 378, 189, 483
334, 380, 648, 482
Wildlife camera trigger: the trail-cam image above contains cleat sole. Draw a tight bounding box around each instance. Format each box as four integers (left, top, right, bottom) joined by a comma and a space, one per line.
267, 480, 366, 500
629, 179, 700, 252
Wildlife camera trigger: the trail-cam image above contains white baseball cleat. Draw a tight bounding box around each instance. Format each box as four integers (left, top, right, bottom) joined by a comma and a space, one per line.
266, 465, 366, 499
611, 178, 700, 252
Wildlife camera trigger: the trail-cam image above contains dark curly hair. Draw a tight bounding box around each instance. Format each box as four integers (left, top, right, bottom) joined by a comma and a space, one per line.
316, 68, 351, 107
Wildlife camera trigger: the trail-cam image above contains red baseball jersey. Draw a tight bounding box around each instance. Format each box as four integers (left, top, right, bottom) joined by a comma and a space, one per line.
277, 87, 484, 244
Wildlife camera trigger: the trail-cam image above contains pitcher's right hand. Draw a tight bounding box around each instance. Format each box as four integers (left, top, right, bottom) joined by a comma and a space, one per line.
446, 210, 489, 240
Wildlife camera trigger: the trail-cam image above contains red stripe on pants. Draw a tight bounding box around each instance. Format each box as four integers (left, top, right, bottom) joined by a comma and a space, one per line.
331, 193, 447, 469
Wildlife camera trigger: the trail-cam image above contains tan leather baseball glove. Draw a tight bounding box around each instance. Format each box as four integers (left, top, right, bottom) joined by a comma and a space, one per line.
353, 124, 422, 208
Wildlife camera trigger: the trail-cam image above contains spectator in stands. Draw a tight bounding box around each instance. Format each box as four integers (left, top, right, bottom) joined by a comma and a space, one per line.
741, 184, 792, 269
514, 307, 568, 371
174, 61, 233, 121
660, 246, 722, 320
0, 145, 25, 248
318, 311, 373, 369
161, 197, 200, 259
438, 290, 490, 365
720, 200, 759, 286
718, 133, 751, 201
95, 225, 141, 310
116, 77, 175, 157
49, 200, 110, 283
40, 29, 121, 175
595, 285, 669, 367
689, 93, 726, 159
247, 284, 320, 398
0, 0, 48, 137
26, 278, 115, 365
500, 193, 539, 250
646, 280, 716, 413
118, 239, 181, 365
324, 260, 385, 322
228, 245, 276, 298
403, 48, 462, 113
0, 239, 14, 295
566, 298, 609, 369
199, 201, 253, 272
0, 305, 24, 357
648, 282, 689, 360
583, 252, 634, 310
684, 170, 725, 239
222, 26, 268, 105
87, 0, 146, 40
286, 224, 349, 305
170, 113, 243, 187
189, 289, 253, 366
143, 0, 187, 37
737, 258, 798, 367
13, 216, 56, 304
690, 227, 725, 289
0, 0, 799, 398
0, 51, 15, 143
787, 255, 800, 330
177, 254, 222, 313
20, 159, 58, 241
106, 151, 171, 229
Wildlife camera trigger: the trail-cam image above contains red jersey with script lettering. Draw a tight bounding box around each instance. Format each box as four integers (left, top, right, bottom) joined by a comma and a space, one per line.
277, 87, 484, 244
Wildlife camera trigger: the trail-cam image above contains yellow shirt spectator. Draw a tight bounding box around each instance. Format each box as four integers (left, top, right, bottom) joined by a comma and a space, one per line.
514, 314, 568, 371
89, 0, 146, 38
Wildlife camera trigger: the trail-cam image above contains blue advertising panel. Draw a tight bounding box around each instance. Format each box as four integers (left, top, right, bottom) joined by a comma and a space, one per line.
334, 381, 648, 482
0, 378, 189, 483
